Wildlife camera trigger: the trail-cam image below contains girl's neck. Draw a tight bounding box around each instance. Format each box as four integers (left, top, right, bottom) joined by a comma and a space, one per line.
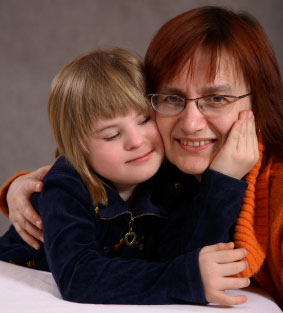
113, 183, 138, 205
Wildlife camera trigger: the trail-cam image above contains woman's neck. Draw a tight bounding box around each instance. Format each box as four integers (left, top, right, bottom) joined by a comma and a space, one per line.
194, 174, 202, 183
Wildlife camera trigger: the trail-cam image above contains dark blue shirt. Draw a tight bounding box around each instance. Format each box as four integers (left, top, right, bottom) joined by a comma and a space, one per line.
0, 156, 247, 305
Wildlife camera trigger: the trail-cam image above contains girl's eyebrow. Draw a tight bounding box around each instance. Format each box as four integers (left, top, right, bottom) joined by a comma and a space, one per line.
95, 124, 118, 133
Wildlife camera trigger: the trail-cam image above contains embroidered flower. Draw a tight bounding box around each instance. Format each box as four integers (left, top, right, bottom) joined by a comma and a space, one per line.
114, 243, 121, 251
174, 182, 181, 189
103, 246, 110, 253
26, 259, 35, 267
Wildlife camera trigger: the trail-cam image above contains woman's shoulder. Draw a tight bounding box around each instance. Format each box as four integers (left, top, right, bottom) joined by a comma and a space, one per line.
269, 156, 283, 187
269, 156, 283, 216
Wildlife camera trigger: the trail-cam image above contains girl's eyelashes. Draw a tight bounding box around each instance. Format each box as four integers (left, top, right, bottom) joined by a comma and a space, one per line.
102, 116, 150, 141
104, 133, 120, 141
140, 116, 150, 125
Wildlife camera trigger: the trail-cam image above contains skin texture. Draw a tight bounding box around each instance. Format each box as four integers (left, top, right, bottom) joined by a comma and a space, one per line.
7, 165, 50, 249
199, 242, 250, 305
86, 111, 164, 201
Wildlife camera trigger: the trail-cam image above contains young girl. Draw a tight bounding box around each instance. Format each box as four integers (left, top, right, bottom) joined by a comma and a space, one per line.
0, 48, 256, 305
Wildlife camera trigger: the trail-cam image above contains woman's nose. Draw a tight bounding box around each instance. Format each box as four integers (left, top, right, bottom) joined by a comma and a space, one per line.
178, 100, 207, 133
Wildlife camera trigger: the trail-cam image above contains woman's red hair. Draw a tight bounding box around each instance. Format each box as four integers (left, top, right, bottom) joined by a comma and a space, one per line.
145, 6, 283, 159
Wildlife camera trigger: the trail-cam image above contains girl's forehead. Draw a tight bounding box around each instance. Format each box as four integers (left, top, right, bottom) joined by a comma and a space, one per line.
91, 109, 146, 127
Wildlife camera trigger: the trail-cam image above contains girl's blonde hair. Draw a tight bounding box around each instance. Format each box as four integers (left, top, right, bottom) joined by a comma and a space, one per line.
48, 48, 151, 205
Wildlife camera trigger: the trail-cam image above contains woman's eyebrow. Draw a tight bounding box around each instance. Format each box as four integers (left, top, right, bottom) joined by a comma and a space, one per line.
157, 87, 187, 97
157, 84, 233, 96
199, 84, 233, 94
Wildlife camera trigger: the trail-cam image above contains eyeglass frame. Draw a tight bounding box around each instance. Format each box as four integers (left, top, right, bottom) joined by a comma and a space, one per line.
148, 92, 252, 116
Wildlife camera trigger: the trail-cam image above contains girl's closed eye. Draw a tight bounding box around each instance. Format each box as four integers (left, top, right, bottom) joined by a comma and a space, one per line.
139, 116, 150, 125
104, 133, 120, 141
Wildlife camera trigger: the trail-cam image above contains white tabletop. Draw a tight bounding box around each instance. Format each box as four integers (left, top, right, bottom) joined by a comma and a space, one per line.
0, 261, 281, 313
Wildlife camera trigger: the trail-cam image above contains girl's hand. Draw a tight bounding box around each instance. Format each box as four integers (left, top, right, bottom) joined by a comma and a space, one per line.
199, 242, 250, 305
7, 165, 50, 249
210, 110, 259, 179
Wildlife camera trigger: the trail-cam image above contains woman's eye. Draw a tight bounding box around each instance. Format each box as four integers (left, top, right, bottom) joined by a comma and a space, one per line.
202, 95, 230, 108
211, 96, 228, 103
211, 96, 224, 102
104, 133, 120, 141
165, 95, 182, 103
140, 116, 150, 125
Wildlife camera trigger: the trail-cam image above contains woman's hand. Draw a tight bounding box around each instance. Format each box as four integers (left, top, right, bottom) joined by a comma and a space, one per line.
199, 242, 250, 305
7, 165, 51, 249
210, 110, 259, 180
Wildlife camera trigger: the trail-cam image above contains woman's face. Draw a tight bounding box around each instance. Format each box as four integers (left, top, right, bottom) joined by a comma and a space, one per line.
155, 51, 252, 177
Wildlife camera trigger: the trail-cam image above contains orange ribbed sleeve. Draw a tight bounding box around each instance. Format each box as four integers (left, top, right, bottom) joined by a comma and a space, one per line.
234, 139, 270, 276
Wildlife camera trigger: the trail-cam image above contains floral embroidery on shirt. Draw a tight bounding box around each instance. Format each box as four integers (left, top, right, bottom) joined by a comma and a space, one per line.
26, 259, 36, 267
103, 234, 145, 254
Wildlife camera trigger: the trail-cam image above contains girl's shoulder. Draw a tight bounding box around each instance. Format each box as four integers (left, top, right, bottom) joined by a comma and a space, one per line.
41, 156, 91, 205
43, 156, 79, 181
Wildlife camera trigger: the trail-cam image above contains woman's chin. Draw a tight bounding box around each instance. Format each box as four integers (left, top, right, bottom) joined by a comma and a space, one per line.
175, 161, 209, 176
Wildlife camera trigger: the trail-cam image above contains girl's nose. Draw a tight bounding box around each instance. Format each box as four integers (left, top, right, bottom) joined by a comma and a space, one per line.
124, 127, 145, 150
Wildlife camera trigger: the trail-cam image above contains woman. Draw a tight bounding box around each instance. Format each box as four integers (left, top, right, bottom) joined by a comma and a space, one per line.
144, 6, 283, 307
1, 6, 282, 308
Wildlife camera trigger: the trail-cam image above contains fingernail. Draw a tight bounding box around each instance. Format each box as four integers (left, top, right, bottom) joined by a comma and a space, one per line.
33, 244, 40, 250
41, 235, 44, 242
243, 248, 247, 256
35, 183, 41, 191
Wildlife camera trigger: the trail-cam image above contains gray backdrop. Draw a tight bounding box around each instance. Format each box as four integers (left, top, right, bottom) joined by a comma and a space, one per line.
0, 0, 282, 234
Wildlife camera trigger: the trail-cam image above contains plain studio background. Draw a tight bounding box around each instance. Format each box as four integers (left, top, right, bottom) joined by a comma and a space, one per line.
0, 0, 282, 234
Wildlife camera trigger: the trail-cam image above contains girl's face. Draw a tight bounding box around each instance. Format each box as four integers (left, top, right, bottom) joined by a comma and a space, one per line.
86, 110, 164, 193
155, 51, 252, 177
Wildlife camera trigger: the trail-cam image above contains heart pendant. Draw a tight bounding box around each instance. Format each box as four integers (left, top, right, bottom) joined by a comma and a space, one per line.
125, 231, 137, 247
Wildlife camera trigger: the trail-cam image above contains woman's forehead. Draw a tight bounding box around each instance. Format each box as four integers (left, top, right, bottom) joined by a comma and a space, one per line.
164, 50, 248, 93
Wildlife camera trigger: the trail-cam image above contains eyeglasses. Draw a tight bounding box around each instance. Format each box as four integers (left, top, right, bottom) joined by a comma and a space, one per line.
148, 93, 252, 118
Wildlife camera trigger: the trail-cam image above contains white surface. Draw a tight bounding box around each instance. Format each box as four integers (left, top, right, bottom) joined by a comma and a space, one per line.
0, 261, 281, 313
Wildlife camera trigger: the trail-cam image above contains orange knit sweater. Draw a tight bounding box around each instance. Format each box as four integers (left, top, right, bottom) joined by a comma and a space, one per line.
234, 139, 283, 308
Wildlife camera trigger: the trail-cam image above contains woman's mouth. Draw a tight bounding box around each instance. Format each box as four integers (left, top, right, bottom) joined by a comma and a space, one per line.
180, 139, 213, 147
178, 138, 216, 151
